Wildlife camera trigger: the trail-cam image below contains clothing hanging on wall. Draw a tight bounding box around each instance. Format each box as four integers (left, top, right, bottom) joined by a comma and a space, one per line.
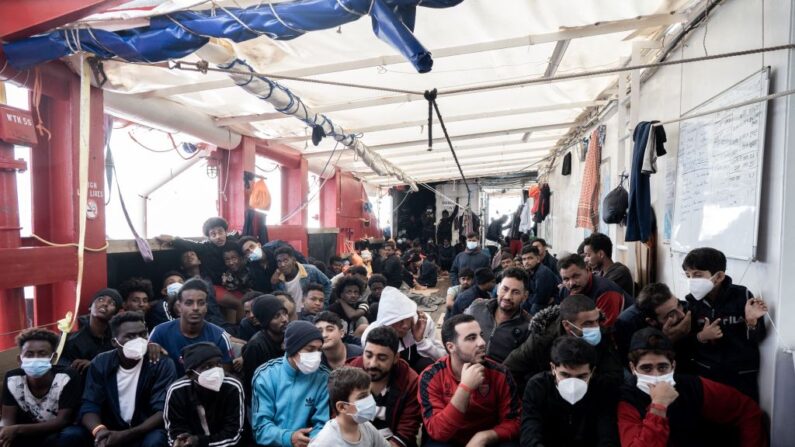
519, 198, 533, 233
626, 122, 667, 242
575, 126, 605, 230
534, 183, 551, 223
641, 121, 667, 174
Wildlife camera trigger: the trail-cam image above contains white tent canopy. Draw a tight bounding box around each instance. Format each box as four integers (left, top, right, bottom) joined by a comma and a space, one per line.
76, 0, 703, 187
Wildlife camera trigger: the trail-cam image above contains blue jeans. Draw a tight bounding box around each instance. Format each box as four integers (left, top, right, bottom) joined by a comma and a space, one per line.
56, 426, 168, 447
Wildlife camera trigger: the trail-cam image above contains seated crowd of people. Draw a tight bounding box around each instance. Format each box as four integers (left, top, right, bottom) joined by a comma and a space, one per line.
0, 216, 769, 446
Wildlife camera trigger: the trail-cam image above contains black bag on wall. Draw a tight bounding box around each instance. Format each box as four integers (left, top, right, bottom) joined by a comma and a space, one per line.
602, 180, 629, 224
561, 152, 572, 176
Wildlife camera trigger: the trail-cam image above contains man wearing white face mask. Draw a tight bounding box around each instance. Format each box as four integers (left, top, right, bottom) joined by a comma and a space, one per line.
310, 367, 389, 446
449, 232, 491, 286
682, 247, 767, 401
164, 342, 245, 447
521, 336, 619, 446
618, 328, 765, 447
251, 320, 330, 447
80, 311, 176, 447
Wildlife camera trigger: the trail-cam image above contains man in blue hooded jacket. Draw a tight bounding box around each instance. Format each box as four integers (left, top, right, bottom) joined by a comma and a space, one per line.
251, 320, 330, 446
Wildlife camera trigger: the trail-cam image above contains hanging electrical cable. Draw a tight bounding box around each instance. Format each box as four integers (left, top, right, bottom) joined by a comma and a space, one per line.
424, 88, 470, 205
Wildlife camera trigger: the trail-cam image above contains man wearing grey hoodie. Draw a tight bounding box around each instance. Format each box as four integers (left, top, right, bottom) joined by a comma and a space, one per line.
360, 287, 445, 374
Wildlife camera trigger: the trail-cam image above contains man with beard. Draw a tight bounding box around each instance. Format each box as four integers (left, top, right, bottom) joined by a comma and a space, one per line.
465, 268, 531, 363
558, 254, 632, 329
583, 233, 635, 297
348, 326, 421, 447
148, 279, 233, 377
419, 315, 520, 446
241, 295, 289, 404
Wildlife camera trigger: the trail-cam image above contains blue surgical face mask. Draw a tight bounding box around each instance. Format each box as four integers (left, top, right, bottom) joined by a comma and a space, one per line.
569, 322, 602, 346
349, 395, 377, 424
466, 241, 478, 250
248, 246, 263, 262
21, 357, 53, 378
166, 282, 183, 298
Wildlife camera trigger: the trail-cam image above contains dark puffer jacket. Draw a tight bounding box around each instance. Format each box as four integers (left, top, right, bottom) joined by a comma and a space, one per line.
503, 305, 623, 395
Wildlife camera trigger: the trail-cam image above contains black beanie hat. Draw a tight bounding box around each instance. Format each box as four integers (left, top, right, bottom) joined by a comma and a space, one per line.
181, 342, 223, 372
284, 320, 322, 356
252, 295, 286, 325
90, 288, 123, 309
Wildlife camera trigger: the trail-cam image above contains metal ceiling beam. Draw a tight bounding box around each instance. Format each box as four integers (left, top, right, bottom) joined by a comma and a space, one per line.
544, 39, 571, 78
303, 135, 562, 159
366, 164, 540, 184
362, 122, 575, 151
139, 79, 233, 99
272, 100, 605, 143
144, 11, 689, 103
384, 147, 551, 165
359, 151, 549, 177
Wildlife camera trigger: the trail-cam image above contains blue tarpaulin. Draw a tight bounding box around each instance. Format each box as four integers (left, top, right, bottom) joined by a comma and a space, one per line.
2, 0, 464, 72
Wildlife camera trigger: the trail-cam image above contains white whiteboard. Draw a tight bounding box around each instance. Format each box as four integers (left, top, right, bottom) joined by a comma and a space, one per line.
671, 67, 769, 260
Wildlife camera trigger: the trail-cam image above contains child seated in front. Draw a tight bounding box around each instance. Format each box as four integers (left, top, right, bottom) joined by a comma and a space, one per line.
310, 367, 388, 446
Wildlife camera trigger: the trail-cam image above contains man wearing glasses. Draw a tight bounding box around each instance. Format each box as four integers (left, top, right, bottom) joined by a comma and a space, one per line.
618, 328, 765, 447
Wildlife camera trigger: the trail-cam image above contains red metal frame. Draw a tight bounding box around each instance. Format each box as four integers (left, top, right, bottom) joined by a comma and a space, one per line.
0, 0, 129, 41
0, 50, 107, 348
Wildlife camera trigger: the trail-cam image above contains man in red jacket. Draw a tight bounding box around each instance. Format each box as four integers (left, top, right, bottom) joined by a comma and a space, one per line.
618, 327, 765, 447
348, 326, 421, 447
558, 254, 632, 328
418, 314, 520, 446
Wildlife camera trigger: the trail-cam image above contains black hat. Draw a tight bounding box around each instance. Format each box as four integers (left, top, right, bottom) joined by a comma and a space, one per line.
181, 342, 222, 372
284, 320, 322, 356
629, 327, 674, 353
252, 295, 286, 325
90, 288, 123, 309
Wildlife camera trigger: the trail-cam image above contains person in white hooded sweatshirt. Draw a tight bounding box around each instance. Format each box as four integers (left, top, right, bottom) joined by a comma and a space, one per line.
361, 287, 446, 374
